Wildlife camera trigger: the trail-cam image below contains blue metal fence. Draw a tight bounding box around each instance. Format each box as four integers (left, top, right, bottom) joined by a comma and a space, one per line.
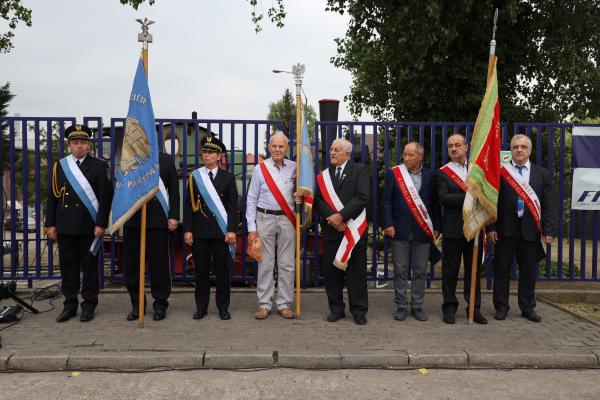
1, 117, 598, 287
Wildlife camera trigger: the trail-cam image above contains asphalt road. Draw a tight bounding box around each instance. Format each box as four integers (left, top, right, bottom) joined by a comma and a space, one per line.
1, 368, 598, 399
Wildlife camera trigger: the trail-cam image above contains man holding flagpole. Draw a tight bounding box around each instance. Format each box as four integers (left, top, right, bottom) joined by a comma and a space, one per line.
123, 151, 179, 321
315, 138, 370, 325
486, 134, 554, 322
437, 133, 487, 324
46, 124, 113, 322
246, 132, 297, 320
184, 136, 238, 321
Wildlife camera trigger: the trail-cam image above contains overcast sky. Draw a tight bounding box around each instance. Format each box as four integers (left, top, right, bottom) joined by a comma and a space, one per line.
1, 0, 367, 123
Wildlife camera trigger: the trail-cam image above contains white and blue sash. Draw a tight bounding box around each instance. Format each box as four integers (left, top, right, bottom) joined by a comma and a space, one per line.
60, 155, 99, 221
192, 168, 236, 258
157, 177, 169, 218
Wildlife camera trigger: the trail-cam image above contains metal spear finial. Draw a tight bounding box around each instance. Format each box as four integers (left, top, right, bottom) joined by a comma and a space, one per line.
492, 8, 498, 41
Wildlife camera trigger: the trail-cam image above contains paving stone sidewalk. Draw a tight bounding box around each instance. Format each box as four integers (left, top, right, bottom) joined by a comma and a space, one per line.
1, 290, 599, 371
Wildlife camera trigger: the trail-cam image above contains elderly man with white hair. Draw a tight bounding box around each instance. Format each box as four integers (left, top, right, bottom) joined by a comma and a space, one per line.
315, 138, 371, 325
486, 134, 554, 323
246, 132, 297, 320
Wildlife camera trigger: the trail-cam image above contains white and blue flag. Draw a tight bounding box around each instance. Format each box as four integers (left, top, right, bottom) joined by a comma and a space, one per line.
571, 125, 600, 210
110, 55, 160, 232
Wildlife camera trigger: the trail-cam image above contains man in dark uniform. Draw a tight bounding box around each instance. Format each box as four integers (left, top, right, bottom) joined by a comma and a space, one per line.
487, 134, 554, 322
315, 138, 371, 325
184, 136, 238, 320
45, 124, 113, 322
436, 133, 487, 324
124, 152, 179, 321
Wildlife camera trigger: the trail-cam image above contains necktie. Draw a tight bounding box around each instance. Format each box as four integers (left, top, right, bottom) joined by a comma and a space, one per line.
335, 167, 342, 184
516, 165, 524, 217
208, 170, 214, 182
76, 160, 81, 168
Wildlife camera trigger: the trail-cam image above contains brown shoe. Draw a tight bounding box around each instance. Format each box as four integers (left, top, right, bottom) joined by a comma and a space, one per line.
255, 307, 270, 320
278, 307, 296, 319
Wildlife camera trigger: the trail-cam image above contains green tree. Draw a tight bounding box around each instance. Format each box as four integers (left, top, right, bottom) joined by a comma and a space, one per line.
326, 0, 600, 123
267, 88, 317, 141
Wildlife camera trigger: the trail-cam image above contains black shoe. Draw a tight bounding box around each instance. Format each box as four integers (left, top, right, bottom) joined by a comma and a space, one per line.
193, 309, 207, 320
494, 309, 507, 320
354, 315, 367, 325
219, 309, 231, 320
56, 308, 77, 323
126, 310, 138, 321
521, 309, 542, 323
411, 308, 428, 321
80, 309, 94, 322
473, 309, 488, 325
394, 308, 407, 321
443, 309, 456, 324
153, 309, 166, 321
326, 312, 345, 322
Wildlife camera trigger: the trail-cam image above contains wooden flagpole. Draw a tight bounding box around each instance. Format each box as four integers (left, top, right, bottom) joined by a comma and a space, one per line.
293, 64, 305, 317
468, 9, 498, 324
137, 18, 154, 328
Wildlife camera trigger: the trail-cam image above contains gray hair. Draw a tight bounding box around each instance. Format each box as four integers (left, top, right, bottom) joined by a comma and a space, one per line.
404, 141, 424, 155
269, 131, 289, 145
510, 134, 532, 148
331, 138, 352, 154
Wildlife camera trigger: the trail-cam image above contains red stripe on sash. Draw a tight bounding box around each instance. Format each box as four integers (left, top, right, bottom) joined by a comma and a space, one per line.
259, 162, 296, 227
500, 166, 541, 231
440, 165, 468, 192
391, 166, 434, 240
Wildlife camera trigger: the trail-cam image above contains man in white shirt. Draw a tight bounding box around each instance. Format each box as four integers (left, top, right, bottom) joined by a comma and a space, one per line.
246, 133, 297, 319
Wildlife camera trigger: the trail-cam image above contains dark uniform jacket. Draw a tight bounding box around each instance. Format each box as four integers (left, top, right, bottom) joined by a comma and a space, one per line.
183, 167, 238, 239
486, 162, 555, 241
315, 162, 371, 242
436, 167, 468, 239
45, 155, 113, 235
382, 166, 440, 242
125, 153, 180, 229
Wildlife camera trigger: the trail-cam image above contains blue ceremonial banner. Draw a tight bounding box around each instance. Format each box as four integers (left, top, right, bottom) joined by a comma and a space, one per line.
297, 106, 315, 229
110, 55, 159, 232
571, 125, 600, 210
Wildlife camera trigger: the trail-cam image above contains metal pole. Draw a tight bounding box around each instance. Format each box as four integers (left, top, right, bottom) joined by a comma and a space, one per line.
136, 17, 154, 328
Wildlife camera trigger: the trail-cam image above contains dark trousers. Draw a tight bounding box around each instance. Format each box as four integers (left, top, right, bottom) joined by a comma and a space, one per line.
192, 238, 230, 312
323, 235, 368, 318
493, 229, 544, 313
57, 234, 99, 312
124, 227, 171, 312
441, 237, 482, 313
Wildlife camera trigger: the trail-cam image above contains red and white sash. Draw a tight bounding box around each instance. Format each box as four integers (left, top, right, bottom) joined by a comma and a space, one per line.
392, 165, 435, 241
316, 169, 367, 271
500, 164, 542, 231
259, 161, 296, 227
440, 162, 468, 192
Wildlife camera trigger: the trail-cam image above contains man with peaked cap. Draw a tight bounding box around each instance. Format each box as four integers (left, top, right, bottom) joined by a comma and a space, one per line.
123, 151, 179, 322
184, 135, 238, 320
45, 124, 113, 322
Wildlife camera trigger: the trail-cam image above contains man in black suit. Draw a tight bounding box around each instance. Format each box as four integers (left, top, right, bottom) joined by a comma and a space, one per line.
124, 152, 179, 321
487, 134, 554, 322
436, 133, 487, 324
382, 141, 440, 322
315, 138, 371, 325
184, 136, 238, 320
45, 124, 113, 322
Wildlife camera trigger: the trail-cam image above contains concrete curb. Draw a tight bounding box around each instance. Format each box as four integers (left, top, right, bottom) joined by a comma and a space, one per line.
204, 350, 273, 369
467, 352, 599, 368
408, 352, 468, 368
2, 349, 600, 371
68, 352, 205, 370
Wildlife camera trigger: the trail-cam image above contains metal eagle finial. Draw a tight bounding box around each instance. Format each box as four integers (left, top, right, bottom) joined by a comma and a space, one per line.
137, 18, 155, 43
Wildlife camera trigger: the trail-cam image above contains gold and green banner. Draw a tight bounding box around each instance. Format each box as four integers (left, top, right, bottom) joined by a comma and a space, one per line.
463, 57, 501, 241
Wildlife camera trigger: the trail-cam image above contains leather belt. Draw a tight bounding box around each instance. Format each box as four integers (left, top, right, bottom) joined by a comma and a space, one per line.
257, 207, 284, 216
